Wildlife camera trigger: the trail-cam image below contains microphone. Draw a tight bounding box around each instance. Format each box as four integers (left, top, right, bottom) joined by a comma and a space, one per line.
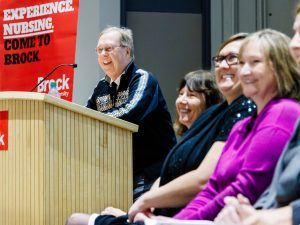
30, 63, 77, 92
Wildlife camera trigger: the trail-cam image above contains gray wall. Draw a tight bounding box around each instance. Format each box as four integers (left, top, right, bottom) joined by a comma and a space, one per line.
127, 12, 203, 117
211, 0, 298, 57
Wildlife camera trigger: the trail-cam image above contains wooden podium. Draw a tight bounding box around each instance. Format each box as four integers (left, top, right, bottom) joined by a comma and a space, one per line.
0, 91, 138, 225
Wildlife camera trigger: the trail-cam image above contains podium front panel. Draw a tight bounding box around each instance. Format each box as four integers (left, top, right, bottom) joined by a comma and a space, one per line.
0, 95, 134, 225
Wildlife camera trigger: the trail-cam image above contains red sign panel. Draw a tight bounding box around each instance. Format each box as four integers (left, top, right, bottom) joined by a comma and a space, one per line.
0, 0, 80, 101
0, 111, 8, 150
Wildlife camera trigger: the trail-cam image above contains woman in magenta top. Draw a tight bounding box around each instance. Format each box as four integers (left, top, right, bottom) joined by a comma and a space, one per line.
172, 29, 300, 221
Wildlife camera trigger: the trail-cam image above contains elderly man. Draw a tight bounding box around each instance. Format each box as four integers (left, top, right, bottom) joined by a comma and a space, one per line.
86, 26, 176, 200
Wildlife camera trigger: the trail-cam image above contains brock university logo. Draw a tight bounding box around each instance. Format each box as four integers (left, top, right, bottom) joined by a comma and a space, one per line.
0, 111, 8, 151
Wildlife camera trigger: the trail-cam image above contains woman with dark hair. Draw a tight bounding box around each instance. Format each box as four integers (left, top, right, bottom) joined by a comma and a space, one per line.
134, 69, 222, 200
174, 70, 223, 136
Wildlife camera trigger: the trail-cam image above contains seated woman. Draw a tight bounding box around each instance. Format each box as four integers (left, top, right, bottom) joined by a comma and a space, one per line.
66, 33, 256, 225
163, 28, 300, 222
173, 70, 223, 137
134, 69, 223, 197
125, 33, 255, 222
213, 6, 300, 225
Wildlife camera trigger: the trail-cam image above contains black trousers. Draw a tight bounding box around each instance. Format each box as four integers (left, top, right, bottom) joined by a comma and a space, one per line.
133, 173, 154, 201
94, 215, 144, 225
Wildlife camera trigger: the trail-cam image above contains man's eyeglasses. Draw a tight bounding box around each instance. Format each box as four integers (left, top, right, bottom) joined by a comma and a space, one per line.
95, 45, 125, 55
212, 53, 239, 67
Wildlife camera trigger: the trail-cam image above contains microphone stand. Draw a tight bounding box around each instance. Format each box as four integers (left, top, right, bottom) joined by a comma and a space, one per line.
30, 63, 77, 92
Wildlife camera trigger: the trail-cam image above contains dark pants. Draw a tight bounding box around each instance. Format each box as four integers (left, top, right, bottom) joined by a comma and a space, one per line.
94, 215, 143, 225
133, 173, 154, 201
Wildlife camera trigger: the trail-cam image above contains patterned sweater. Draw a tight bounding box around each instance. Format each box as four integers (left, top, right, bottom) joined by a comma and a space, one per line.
87, 62, 176, 178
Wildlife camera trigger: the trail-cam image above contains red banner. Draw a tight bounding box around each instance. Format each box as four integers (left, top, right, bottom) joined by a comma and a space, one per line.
0, 111, 8, 151
0, 0, 79, 101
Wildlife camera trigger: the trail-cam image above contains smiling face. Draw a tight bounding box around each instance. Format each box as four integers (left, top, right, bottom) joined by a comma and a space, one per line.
175, 85, 206, 129
290, 13, 300, 70
214, 40, 243, 103
238, 41, 278, 112
97, 30, 132, 80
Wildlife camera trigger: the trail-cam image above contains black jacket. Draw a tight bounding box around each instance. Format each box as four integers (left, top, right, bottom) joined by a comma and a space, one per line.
87, 62, 176, 178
